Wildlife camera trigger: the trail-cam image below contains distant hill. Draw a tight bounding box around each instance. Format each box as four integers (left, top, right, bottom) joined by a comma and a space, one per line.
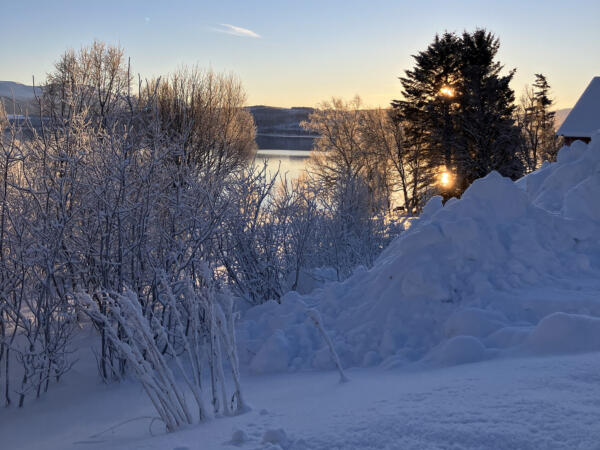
554, 108, 572, 130
1, 81, 574, 148
247, 105, 317, 150
1, 82, 318, 149
0, 81, 41, 115
0, 81, 41, 99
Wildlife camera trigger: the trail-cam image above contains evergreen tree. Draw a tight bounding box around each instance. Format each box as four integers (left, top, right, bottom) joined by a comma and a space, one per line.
392, 32, 461, 197
392, 29, 524, 198
454, 30, 523, 192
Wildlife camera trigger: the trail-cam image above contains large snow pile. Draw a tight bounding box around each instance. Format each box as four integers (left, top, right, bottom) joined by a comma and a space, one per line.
238, 135, 600, 373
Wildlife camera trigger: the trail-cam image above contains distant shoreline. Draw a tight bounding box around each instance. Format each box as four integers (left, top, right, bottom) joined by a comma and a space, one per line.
256, 149, 311, 157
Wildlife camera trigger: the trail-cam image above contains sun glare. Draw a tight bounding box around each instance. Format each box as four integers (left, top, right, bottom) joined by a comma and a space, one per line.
440, 171, 452, 187
439, 86, 454, 97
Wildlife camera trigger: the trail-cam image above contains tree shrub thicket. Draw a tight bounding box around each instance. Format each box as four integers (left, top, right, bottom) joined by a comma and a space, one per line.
0, 41, 397, 420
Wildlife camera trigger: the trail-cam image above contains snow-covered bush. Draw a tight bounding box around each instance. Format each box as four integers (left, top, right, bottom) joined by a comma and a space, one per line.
0, 41, 258, 407
217, 164, 396, 304
314, 173, 391, 280
0, 41, 400, 411
78, 274, 246, 432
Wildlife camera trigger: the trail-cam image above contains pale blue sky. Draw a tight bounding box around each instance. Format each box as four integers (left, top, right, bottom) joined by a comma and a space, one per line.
1, 0, 599, 108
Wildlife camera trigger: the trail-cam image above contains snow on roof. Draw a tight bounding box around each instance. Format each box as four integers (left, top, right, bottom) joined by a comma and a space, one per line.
557, 77, 600, 138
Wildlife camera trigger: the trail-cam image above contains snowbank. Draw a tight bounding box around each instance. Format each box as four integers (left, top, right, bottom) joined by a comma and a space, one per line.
525, 312, 600, 355
239, 134, 600, 373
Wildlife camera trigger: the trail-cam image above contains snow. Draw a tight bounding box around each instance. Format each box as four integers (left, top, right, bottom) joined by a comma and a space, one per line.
230, 429, 249, 445
424, 335, 488, 366
525, 312, 600, 355
557, 76, 600, 138
241, 133, 600, 374
3, 349, 600, 449
261, 428, 290, 447
4, 135, 600, 448
443, 308, 507, 339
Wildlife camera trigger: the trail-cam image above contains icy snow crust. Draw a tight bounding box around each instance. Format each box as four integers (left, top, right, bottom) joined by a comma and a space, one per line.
240, 135, 600, 372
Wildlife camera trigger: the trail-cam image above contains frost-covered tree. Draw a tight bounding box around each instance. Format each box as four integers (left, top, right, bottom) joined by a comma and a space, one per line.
271, 177, 322, 291
517, 74, 560, 171
43, 40, 132, 126
362, 108, 434, 215
318, 173, 389, 279
148, 67, 256, 177
0, 39, 398, 419
0, 41, 259, 414
302, 97, 392, 213
300, 98, 397, 279
216, 163, 287, 304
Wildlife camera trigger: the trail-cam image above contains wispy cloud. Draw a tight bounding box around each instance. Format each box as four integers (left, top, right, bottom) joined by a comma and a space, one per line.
213, 23, 261, 39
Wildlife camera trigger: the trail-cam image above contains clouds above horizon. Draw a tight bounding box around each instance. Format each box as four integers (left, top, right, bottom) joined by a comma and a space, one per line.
213, 23, 261, 38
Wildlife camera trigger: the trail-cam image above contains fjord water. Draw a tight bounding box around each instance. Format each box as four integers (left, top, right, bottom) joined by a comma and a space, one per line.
255, 149, 311, 180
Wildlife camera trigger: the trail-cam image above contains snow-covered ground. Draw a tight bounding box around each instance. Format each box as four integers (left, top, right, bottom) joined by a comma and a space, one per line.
2, 344, 600, 449
3, 135, 600, 449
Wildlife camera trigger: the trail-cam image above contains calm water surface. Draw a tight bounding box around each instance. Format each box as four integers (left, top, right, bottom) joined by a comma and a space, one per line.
254, 149, 406, 207
255, 149, 311, 180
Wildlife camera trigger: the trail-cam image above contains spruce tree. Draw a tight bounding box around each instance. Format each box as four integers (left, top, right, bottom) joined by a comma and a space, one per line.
392, 32, 462, 197
454, 30, 523, 192
392, 29, 524, 198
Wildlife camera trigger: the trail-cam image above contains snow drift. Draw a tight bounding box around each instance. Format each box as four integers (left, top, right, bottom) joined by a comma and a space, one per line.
238, 135, 600, 373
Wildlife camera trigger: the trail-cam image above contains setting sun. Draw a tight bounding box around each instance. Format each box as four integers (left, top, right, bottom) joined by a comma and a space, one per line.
440, 171, 452, 187
440, 86, 454, 97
